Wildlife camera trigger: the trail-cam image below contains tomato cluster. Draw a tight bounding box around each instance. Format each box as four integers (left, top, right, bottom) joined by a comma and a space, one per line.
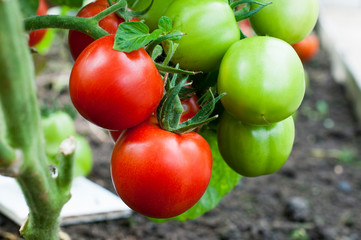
66, 0, 319, 218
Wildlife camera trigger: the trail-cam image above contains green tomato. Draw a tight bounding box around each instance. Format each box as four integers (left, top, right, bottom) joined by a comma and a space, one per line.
163, 0, 240, 72
73, 135, 93, 177
42, 111, 76, 156
217, 112, 295, 177
217, 36, 305, 125
131, 0, 175, 31
249, 0, 319, 44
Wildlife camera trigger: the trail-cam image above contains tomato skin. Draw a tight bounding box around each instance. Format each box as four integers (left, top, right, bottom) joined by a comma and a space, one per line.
217, 36, 305, 125
28, 0, 48, 47
163, 0, 240, 72
249, 0, 319, 44
180, 95, 200, 123
131, 0, 175, 31
69, 34, 164, 130
42, 111, 76, 156
292, 32, 319, 63
111, 117, 212, 218
73, 135, 93, 177
218, 112, 295, 177
68, 0, 125, 60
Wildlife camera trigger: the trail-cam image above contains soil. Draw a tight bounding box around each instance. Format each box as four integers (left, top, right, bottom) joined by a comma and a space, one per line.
1, 33, 361, 240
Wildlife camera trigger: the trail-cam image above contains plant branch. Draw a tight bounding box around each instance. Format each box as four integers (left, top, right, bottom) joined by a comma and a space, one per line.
24, 0, 127, 40
0, 0, 72, 239
93, 0, 126, 21
56, 136, 76, 197
24, 15, 108, 40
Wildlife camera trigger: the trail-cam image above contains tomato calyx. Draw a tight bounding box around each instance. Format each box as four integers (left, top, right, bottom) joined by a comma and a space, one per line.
157, 74, 224, 134
231, 0, 271, 21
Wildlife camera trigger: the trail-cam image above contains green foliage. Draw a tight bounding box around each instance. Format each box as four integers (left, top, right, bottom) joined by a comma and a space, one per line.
114, 22, 162, 52
290, 228, 310, 240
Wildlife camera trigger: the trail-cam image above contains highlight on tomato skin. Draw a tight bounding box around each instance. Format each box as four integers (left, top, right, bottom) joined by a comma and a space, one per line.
110, 117, 213, 219
28, 0, 48, 47
292, 32, 320, 63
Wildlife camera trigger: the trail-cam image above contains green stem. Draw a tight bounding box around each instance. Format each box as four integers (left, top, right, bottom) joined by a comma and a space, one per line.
25, 15, 108, 39
24, 0, 127, 39
93, 0, 126, 21
56, 137, 76, 196
0, 1, 73, 239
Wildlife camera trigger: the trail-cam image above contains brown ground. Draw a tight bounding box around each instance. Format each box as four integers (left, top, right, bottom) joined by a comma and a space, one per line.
1, 32, 361, 240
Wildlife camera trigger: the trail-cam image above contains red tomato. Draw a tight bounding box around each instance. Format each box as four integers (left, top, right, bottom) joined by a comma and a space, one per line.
292, 32, 319, 63
180, 95, 200, 123
111, 117, 212, 218
237, 19, 254, 37
69, 34, 164, 130
68, 0, 125, 60
28, 0, 48, 47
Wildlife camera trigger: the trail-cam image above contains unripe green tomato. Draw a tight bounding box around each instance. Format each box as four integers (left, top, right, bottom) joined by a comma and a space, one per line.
249, 0, 319, 44
217, 112, 295, 177
73, 135, 93, 177
163, 0, 240, 72
42, 111, 76, 156
217, 36, 305, 125
131, 0, 175, 31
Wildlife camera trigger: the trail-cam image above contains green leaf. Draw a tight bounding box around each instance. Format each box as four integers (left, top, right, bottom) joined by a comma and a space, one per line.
158, 16, 172, 33
114, 22, 162, 52
47, 0, 84, 8
151, 128, 242, 222
151, 45, 163, 60
155, 63, 197, 75
18, 0, 38, 18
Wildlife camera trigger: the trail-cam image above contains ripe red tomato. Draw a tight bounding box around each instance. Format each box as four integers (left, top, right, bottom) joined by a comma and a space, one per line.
28, 0, 48, 47
68, 0, 125, 60
111, 117, 212, 218
69, 34, 164, 130
180, 95, 200, 123
292, 32, 319, 63
109, 95, 199, 142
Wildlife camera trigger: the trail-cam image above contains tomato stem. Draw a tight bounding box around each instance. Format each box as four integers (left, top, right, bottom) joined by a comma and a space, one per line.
92, 0, 126, 22
1, 1, 74, 239
24, 1, 130, 40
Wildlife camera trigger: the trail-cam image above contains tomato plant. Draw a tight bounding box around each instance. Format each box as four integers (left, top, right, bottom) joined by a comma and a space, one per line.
111, 117, 212, 218
69, 34, 164, 130
292, 32, 320, 63
218, 112, 295, 177
68, 0, 126, 60
249, 0, 319, 44
163, 0, 240, 72
217, 36, 305, 125
1, 0, 322, 237
28, 0, 48, 47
